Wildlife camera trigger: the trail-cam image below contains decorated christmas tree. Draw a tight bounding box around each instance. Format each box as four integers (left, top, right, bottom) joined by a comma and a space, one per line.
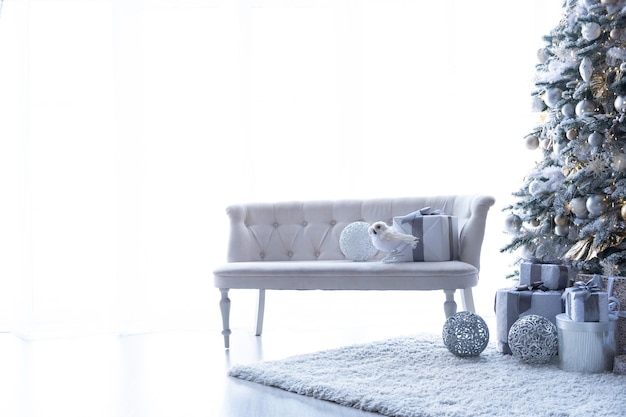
502, 0, 626, 276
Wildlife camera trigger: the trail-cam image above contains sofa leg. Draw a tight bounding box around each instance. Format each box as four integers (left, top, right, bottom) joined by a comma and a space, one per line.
219, 288, 231, 348
255, 289, 265, 336
443, 289, 457, 319
460, 288, 476, 313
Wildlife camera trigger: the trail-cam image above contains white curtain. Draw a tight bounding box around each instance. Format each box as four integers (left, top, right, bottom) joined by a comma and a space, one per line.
0, 0, 562, 337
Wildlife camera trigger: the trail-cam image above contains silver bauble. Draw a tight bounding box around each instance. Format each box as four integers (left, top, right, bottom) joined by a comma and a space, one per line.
621, 205, 626, 220
601, 0, 618, 5
588, 131, 605, 147
544, 88, 562, 108
570, 197, 589, 219
566, 128, 578, 140
555, 224, 569, 237
525, 135, 539, 150
615, 95, 626, 113
581, 22, 602, 41
579, 57, 593, 82
554, 214, 569, 227
528, 179, 543, 196
575, 99, 596, 117
504, 214, 523, 234
586, 194, 607, 217
561, 103, 576, 118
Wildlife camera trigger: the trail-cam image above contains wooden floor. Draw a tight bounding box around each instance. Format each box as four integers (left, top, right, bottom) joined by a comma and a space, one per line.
0, 281, 503, 417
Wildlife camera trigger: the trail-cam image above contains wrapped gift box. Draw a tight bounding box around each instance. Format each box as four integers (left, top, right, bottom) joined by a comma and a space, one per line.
556, 313, 617, 373
563, 282, 609, 322
578, 274, 626, 354
391, 212, 458, 262
519, 262, 575, 290
495, 287, 565, 354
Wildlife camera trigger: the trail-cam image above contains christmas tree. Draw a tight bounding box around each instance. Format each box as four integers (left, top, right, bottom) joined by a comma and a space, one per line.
502, 0, 626, 277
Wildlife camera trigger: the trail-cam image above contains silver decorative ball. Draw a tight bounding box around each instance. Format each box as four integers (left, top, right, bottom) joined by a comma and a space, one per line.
339, 222, 378, 261
504, 214, 523, 234
576, 99, 596, 117
544, 88, 562, 108
561, 103, 575, 118
581, 22, 602, 42
442, 311, 490, 358
569, 197, 589, 219
508, 315, 558, 364
586, 194, 607, 217
525, 135, 539, 150
588, 132, 605, 147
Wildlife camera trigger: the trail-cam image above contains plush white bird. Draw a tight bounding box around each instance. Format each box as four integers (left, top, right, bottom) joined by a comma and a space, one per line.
368, 221, 419, 262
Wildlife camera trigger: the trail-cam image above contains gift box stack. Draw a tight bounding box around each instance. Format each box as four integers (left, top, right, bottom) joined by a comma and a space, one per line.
557, 274, 619, 373
494, 262, 573, 354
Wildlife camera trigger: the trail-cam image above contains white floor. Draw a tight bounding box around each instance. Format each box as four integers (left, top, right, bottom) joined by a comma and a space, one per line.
0, 274, 508, 417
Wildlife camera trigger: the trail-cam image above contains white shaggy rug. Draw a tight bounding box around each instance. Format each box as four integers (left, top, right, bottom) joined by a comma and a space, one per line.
228, 334, 626, 417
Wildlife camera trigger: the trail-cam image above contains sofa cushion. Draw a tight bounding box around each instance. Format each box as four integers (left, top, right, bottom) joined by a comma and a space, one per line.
213, 260, 478, 291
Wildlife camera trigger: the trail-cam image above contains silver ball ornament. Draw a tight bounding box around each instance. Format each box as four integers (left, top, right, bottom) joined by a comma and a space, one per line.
586, 194, 608, 217
544, 88, 562, 108
504, 214, 523, 234
576, 99, 596, 117
339, 222, 379, 261
554, 214, 569, 226
561, 103, 576, 118
570, 197, 589, 219
615, 95, 626, 113
566, 128, 578, 140
442, 312, 489, 358
555, 224, 569, 237
508, 315, 558, 364
621, 205, 626, 220
613, 153, 626, 172
588, 132, 605, 147
525, 135, 539, 150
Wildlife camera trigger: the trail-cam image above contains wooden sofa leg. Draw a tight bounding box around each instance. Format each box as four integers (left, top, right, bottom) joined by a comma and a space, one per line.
460, 288, 476, 313
219, 288, 231, 348
255, 289, 265, 336
443, 289, 457, 319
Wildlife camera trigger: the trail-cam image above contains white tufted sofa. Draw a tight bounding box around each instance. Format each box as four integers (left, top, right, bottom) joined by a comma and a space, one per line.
213, 194, 495, 348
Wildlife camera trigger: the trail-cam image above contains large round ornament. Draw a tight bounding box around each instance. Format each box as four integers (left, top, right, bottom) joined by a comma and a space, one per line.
544, 88, 562, 108
504, 214, 523, 234
561, 103, 576, 118
525, 135, 539, 150
586, 194, 608, 217
576, 99, 596, 117
588, 131, 605, 147
621, 205, 626, 220
339, 222, 379, 261
570, 197, 589, 219
566, 128, 578, 140
554, 214, 569, 226
508, 315, 558, 364
555, 224, 569, 237
442, 311, 489, 358
613, 153, 626, 172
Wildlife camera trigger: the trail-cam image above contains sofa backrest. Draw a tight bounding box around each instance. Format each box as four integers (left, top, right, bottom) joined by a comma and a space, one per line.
224, 194, 495, 270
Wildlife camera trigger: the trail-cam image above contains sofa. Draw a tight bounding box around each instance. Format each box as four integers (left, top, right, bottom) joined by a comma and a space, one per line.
213, 194, 495, 348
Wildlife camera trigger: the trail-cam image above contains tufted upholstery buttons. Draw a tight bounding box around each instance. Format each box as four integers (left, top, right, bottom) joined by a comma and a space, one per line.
330, 220, 337, 226
273, 222, 279, 228
259, 252, 265, 259
302, 221, 308, 226
287, 251, 293, 258
314, 251, 320, 258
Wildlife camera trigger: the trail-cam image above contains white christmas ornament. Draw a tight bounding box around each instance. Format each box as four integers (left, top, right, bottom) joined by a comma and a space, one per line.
504, 214, 522, 234
570, 197, 589, 218
586, 194, 607, 217
588, 132, 605, 147
339, 222, 379, 261
581, 22, 602, 41
561, 103, 576, 118
544, 88, 562, 108
579, 57, 593, 82
576, 99, 596, 117
525, 135, 539, 150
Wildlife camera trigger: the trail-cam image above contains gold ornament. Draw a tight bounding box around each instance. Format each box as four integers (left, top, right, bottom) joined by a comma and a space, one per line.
554, 214, 569, 226
565, 237, 596, 261
590, 73, 608, 100
621, 204, 626, 220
